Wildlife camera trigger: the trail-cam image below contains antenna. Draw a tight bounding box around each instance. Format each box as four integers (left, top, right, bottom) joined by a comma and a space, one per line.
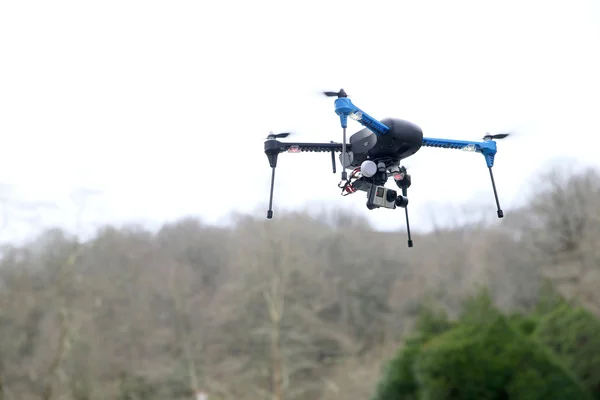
330, 142, 337, 174
395, 167, 413, 247
402, 186, 413, 247
341, 126, 348, 181
324, 89, 349, 180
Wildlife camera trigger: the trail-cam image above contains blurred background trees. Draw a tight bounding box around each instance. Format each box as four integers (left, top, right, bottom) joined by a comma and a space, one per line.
1, 160, 600, 399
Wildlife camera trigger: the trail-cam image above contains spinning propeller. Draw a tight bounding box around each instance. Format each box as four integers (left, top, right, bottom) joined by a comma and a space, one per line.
267, 131, 293, 140
322, 89, 348, 98
483, 132, 512, 141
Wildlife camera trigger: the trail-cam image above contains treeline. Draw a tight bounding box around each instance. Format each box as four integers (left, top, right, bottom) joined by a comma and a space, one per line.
0, 161, 599, 399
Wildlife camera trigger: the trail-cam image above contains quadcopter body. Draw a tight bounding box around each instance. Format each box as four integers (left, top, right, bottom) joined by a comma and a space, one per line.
263, 89, 509, 247
339, 118, 423, 172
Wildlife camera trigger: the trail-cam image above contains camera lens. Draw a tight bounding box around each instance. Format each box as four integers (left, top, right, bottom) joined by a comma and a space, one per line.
395, 195, 409, 208
386, 189, 397, 203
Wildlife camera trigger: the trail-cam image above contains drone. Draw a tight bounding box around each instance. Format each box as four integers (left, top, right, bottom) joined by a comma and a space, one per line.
264, 88, 509, 248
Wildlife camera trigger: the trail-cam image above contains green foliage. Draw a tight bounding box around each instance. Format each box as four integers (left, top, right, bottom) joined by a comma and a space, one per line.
118, 372, 156, 400
534, 279, 568, 315
457, 287, 500, 326
414, 315, 588, 400
371, 336, 424, 400
535, 303, 600, 398
372, 288, 599, 400
371, 303, 454, 400
414, 304, 454, 338
506, 313, 538, 336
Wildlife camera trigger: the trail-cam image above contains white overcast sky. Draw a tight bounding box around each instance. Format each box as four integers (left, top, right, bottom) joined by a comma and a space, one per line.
1, 0, 599, 241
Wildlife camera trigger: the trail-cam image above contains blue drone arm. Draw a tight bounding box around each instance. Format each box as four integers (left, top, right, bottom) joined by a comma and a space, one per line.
421, 137, 497, 168
421, 136, 504, 218
334, 98, 390, 135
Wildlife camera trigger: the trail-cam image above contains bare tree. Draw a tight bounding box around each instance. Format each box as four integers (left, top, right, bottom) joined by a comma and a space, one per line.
40, 189, 97, 400
520, 161, 600, 314
264, 272, 286, 400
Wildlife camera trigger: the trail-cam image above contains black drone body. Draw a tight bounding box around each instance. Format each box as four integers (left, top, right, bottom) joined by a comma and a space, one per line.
343, 118, 423, 170
264, 89, 509, 248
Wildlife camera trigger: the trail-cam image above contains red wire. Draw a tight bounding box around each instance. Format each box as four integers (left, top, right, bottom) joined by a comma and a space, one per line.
341, 167, 362, 195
